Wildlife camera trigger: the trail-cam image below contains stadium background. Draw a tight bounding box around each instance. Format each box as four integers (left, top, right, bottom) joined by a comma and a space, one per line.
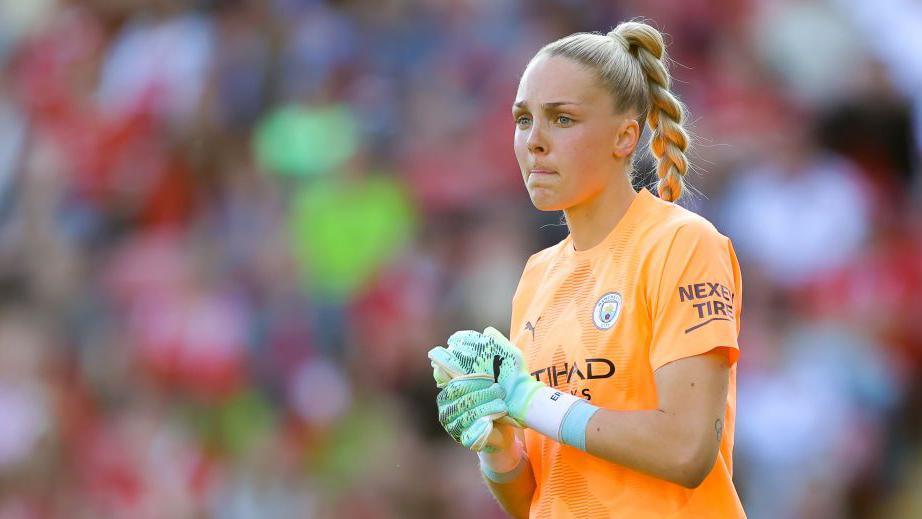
0, 0, 919, 517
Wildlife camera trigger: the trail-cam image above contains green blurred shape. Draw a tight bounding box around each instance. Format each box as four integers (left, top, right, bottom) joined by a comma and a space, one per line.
254, 104, 358, 177
186, 390, 276, 457
219, 390, 276, 454
309, 397, 399, 493
290, 174, 415, 301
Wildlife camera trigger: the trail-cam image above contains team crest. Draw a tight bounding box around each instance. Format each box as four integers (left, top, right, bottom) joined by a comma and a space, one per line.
592, 292, 623, 330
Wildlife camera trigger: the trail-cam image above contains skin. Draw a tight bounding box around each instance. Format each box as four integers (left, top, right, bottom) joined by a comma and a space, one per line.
512, 54, 639, 251
484, 55, 732, 517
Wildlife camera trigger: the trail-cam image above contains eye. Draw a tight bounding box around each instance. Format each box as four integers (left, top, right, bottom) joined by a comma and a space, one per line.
515, 115, 532, 128
556, 115, 573, 125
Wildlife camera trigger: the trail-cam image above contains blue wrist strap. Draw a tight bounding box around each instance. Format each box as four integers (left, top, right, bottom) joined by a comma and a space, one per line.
481, 452, 529, 484
559, 400, 599, 451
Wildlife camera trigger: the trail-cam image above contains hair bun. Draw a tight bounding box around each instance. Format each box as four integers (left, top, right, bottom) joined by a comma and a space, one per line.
606, 30, 630, 51
612, 22, 664, 60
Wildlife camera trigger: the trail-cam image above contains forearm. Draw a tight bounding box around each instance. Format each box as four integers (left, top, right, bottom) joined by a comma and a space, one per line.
514, 352, 729, 489
519, 385, 721, 489
483, 457, 536, 518
583, 408, 719, 488
477, 426, 535, 518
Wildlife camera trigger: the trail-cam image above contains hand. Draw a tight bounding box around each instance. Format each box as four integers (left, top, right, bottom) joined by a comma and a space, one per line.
431, 327, 545, 426
436, 377, 515, 452
429, 330, 493, 387
433, 328, 597, 452
430, 330, 521, 451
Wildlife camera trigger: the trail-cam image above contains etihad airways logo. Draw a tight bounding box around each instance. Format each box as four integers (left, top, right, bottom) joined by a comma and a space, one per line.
530, 357, 615, 401
530, 357, 616, 386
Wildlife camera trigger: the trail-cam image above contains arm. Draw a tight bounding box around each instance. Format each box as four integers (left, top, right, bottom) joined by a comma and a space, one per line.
582, 223, 737, 487
437, 328, 733, 493
428, 343, 538, 518
584, 349, 730, 488
478, 424, 536, 518
481, 348, 728, 515
483, 456, 536, 518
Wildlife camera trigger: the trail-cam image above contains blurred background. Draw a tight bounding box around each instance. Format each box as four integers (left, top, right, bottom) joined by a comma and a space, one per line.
0, 0, 919, 517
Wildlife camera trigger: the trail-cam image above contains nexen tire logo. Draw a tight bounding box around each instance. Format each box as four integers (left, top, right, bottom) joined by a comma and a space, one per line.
678, 281, 735, 334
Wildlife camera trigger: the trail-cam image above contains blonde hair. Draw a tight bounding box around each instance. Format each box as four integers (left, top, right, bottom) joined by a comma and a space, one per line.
536, 21, 690, 202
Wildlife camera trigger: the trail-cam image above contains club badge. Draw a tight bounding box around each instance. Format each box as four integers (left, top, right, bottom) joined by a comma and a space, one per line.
592, 292, 623, 330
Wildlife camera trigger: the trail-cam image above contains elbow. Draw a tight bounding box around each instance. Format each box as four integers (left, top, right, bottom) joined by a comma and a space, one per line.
673, 443, 719, 489
674, 466, 709, 489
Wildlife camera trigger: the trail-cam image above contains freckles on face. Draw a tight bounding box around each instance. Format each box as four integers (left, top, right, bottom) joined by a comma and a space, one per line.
512, 56, 619, 211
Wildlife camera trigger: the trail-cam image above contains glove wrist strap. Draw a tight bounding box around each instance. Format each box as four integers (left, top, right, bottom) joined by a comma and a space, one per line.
524, 387, 599, 451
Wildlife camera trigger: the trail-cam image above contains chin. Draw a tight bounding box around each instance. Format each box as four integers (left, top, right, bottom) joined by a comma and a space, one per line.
529, 191, 566, 212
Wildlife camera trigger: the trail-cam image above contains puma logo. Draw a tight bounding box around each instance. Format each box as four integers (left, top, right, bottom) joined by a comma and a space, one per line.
524, 316, 542, 341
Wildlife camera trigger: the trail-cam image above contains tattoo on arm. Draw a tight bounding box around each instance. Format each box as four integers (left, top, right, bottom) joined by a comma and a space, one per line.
715, 419, 723, 442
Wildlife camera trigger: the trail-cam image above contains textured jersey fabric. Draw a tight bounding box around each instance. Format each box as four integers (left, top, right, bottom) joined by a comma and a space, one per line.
510, 188, 745, 518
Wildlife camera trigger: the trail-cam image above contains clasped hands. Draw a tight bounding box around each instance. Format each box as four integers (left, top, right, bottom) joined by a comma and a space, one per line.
428, 327, 543, 452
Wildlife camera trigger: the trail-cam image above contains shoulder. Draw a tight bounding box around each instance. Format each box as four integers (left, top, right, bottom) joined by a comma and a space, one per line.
511, 238, 567, 304
637, 198, 739, 303
641, 197, 732, 259
521, 237, 568, 274
637, 200, 742, 319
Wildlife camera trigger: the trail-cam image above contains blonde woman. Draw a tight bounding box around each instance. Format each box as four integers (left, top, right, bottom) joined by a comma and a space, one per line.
430, 21, 745, 518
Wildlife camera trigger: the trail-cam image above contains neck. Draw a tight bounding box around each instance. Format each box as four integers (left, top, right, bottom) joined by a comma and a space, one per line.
563, 174, 637, 251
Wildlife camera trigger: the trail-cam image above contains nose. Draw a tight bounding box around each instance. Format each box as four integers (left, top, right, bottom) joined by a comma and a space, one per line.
526, 125, 547, 155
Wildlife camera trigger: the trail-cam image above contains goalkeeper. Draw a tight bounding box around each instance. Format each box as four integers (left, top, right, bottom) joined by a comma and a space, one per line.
429, 21, 745, 519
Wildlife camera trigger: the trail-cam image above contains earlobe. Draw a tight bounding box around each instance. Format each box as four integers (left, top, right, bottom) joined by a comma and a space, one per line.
612, 119, 640, 158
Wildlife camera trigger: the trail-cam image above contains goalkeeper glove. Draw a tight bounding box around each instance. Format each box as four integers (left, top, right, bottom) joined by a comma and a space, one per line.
436, 377, 507, 450
431, 327, 599, 451
437, 379, 527, 481
430, 330, 518, 452
431, 332, 529, 481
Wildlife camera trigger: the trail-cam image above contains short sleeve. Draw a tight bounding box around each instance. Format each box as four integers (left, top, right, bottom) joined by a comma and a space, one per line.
648, 222, 742, 372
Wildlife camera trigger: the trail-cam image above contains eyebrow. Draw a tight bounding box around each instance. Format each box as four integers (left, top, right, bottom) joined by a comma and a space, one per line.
512, 101, 582, 110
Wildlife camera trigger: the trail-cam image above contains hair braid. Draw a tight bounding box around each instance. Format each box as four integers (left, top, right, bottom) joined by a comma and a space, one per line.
611, 22, 690, 202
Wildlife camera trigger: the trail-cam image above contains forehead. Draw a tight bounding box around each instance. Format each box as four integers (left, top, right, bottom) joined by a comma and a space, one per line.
515, 55, 606, 106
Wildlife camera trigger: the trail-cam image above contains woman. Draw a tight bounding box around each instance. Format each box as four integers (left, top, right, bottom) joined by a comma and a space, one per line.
429, 21, 745, 518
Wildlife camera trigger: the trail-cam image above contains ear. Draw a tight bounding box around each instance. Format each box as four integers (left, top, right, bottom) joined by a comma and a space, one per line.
612, 118, 640, 158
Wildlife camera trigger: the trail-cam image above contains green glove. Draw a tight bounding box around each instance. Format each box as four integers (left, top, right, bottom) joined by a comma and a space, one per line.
432, 327, 600, 451
433, 327, 544, 425
436, 377, 510, 451
429, 331, 518, 452
429, 330, 491, 387
431, 329, 548, 481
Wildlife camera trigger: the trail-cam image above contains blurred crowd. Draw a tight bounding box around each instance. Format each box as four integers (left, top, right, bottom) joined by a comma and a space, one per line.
0, 0, 919, 517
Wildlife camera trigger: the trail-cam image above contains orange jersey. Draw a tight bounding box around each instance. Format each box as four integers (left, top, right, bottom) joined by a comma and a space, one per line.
510, 188, 744, 518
